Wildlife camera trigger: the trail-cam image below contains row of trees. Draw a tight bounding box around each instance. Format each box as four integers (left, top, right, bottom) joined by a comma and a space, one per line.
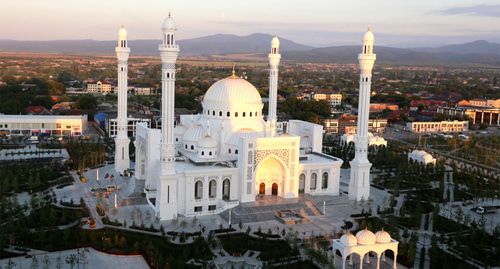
65, 140, 106, 173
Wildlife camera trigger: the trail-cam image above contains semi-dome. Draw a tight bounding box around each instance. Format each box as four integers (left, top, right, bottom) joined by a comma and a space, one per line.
375, 229, 392, 243
228, 129, 260, 146
340, 232, 357, 247
198, 135, 218, 148
182, 125, 203, 142
162, 13, 176, 31
203, 76, 263, 111
355, 229, 376, 245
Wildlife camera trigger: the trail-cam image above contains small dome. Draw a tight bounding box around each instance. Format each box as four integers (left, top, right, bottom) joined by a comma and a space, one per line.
363, 27, 374, 43
340, 232, 357, 247
203, 76, 263, 111
118, 26, 127, 40
271, 36, 280, 48
198, 135, 218, 148
355, 229, 376, 245
228, 129, 260, 146
375, 229, 392, 244
174, 125, 187, 136
182, 125, 203, 142
162, 13, 176, 31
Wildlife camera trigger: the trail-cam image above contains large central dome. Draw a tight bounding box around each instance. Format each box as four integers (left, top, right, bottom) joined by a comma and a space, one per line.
203, 76, 263, 110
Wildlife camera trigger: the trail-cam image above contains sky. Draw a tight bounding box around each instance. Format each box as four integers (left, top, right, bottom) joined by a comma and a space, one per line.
1, 0, 500, 47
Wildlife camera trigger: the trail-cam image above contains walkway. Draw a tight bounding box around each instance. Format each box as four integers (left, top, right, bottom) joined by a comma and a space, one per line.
413, 213, 433, 269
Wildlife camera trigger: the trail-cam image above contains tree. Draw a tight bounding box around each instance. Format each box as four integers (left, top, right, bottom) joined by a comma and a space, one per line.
30, 255, 39, 269
42, 255, 50, 269
65, 254, 78, 269
6, 259, 16, 269
48, 80, 66, 95
55, 256, 62, 269
76, 95, 97, 109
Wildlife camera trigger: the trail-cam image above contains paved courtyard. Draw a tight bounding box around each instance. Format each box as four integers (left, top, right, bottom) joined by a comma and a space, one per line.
0, 247, 149, 269
60, 165, 397, 237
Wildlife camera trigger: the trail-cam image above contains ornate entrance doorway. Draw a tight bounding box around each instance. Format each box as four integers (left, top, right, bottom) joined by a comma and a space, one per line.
272, 183, 278, 196
259, 183, 265, 195
255, 156, 285, 197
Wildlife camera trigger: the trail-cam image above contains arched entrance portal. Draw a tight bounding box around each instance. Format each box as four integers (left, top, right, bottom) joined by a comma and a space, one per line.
255, 156, 286, 197
272, 183, 278, 196
259, 183, 265, 195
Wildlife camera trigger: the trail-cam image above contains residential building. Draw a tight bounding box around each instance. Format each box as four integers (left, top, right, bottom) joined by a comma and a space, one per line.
106, 116, 152, 137
134, 87, 156, 95
406, 120, 469, 133
369, 103, 398, 112
87, 81, 112, 94
323, 116, 387, 134
312, 92, 342, 107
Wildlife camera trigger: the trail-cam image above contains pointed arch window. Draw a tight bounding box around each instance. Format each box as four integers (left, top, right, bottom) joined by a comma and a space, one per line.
322, 172, 328, 189
310, 173, 317, 190
194, 181, 203, 199
209, 180, 217, 198
222, 178, 231, 200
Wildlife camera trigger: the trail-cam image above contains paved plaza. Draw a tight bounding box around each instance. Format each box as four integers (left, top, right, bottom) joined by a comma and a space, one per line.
57, 165, 397, 237
0, 247, 149, 269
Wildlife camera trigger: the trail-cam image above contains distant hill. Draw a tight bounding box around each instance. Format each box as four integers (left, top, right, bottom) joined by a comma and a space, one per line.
179, 33, 313, 55
0, 33, 312, 56
285, 44, 500, 65
414, 40, 500, 55
1, 36, 500, 66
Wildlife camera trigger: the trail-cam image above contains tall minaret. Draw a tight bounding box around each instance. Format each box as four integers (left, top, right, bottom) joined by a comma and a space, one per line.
114, 26, 130, 173
348, 27, 376, 201
158, 13, 179, 220
267, 36, 281, 136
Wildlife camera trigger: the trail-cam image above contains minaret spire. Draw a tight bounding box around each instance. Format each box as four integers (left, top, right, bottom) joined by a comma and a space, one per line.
267, 36, 281, 136
158, 12, 180, 220
348, 27, 376, 201
114, 26, 131, 172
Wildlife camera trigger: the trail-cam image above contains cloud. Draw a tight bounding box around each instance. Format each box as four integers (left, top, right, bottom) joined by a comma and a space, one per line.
440, 4, 500, 17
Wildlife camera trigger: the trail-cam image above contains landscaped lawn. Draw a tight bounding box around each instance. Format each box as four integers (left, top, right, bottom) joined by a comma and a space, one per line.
217, 233, 298, 262
0, 159, 69, 194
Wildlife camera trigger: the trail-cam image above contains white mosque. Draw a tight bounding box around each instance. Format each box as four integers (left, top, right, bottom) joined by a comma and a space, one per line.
115, 14, 377, 221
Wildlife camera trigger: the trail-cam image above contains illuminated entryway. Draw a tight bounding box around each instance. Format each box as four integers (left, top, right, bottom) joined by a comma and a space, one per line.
255, 156, 285, 197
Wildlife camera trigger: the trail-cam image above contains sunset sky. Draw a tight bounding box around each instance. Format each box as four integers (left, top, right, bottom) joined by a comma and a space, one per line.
1, 0, 500, 47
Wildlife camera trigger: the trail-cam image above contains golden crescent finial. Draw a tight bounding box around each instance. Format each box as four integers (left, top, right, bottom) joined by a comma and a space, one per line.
231, 64, 237, 78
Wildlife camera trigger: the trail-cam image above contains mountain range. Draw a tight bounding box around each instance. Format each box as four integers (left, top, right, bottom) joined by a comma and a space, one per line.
1, 34, 500, 66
